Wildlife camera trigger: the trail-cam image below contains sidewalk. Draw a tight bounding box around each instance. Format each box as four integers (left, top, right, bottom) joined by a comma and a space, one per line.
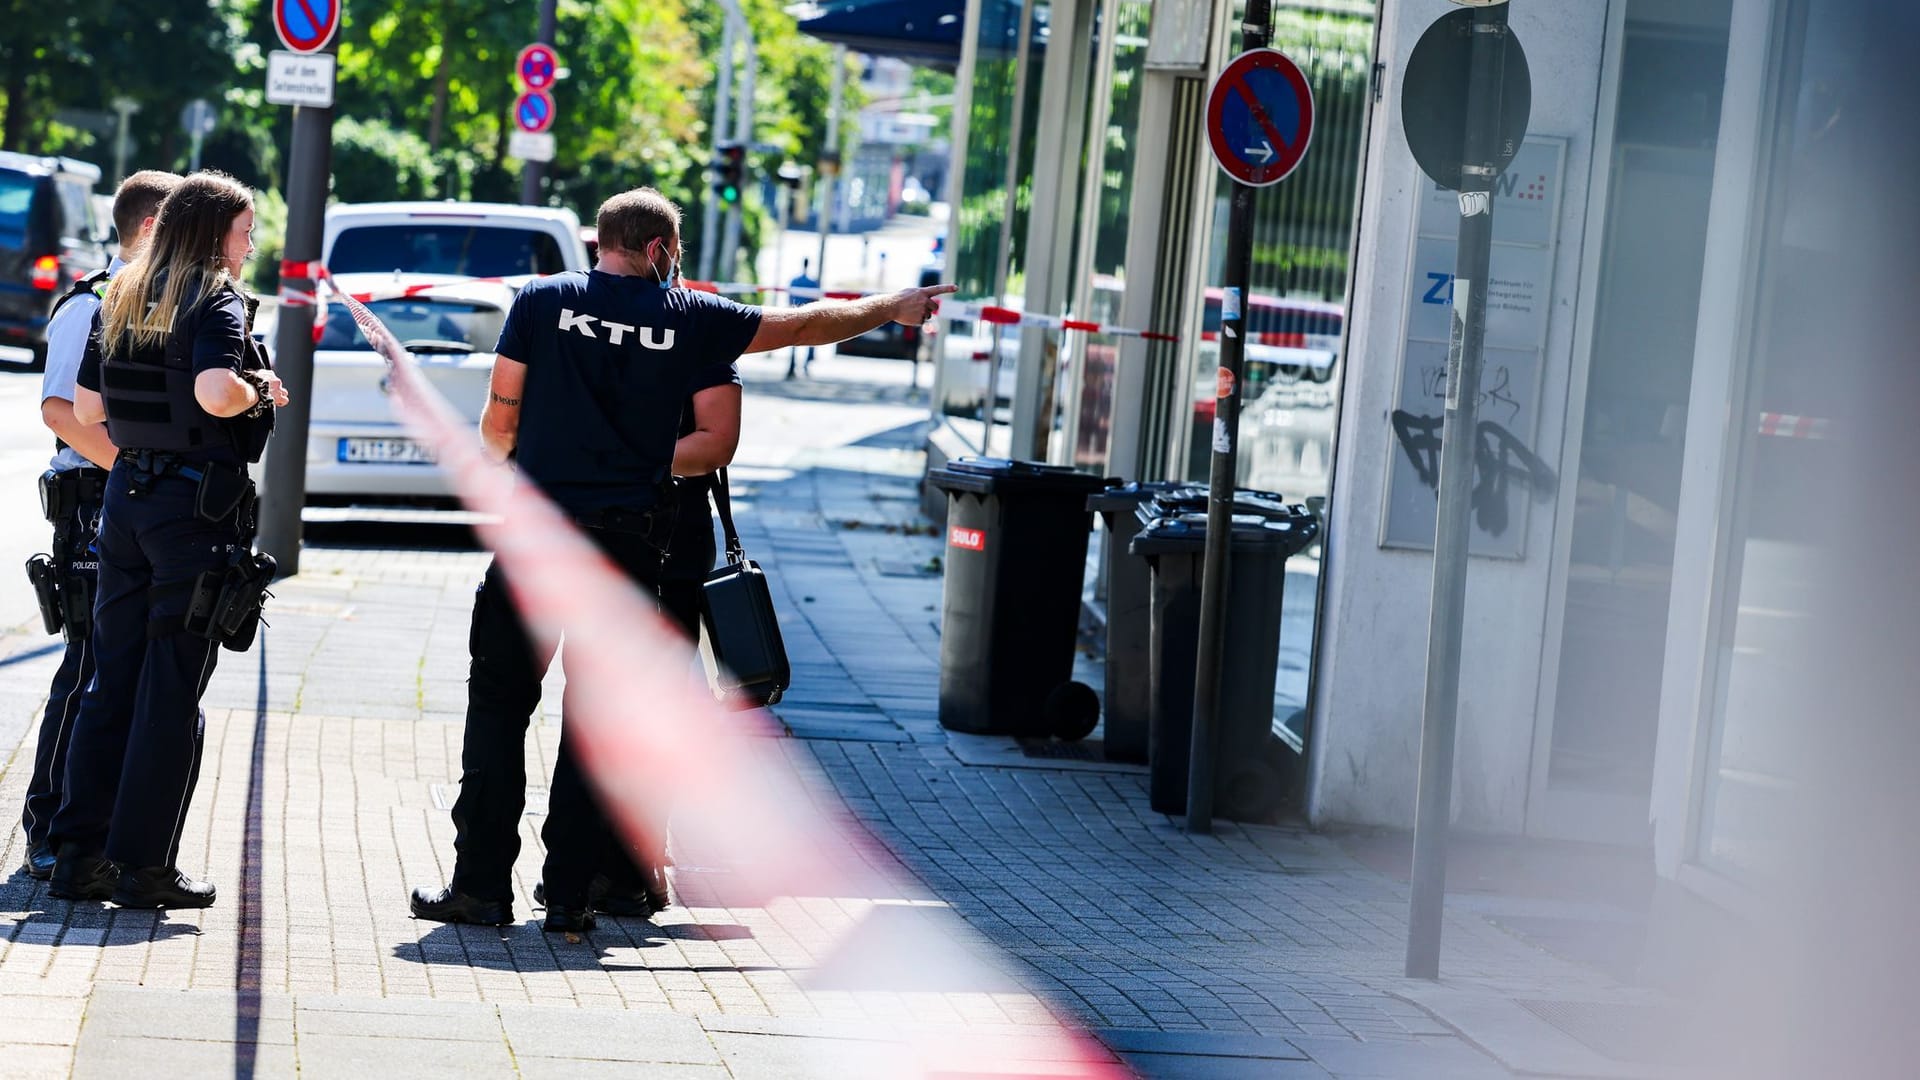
0, 354, 1671, 1078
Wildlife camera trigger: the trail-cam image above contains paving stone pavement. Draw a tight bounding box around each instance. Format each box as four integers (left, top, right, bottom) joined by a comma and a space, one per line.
0, 357, 1653, 1078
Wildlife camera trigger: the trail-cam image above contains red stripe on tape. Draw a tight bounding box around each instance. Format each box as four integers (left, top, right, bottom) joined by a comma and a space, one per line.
977, 306, 1021, 326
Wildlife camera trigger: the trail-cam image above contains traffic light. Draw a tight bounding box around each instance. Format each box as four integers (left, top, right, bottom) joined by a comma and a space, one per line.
712, 143, 745, 205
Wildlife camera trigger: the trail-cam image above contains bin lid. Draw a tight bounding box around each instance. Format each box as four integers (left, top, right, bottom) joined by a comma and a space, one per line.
1146, 486, 1294, 521
1087, 481, 1202, 513
1128, 509, 1320, 556
928, 456, 1113, 496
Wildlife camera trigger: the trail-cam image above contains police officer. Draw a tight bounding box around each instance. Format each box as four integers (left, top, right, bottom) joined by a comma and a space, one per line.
410, 185, 952, 933
18, 171, 182, 881
46, 171, 286, 909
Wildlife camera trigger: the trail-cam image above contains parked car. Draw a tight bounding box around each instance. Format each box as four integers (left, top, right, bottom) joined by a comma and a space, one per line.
322, 201, 590, 279
0, 152, 109, 369
300, 274, 508, 501
837, 264, 941, 360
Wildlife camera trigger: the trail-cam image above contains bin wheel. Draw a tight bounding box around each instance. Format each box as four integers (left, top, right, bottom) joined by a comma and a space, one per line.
1223, 762, 1283, 822
1045, 681, 1101, 741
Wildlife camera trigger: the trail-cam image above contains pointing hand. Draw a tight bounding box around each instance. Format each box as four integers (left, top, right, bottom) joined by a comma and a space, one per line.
892, 283, 959, 327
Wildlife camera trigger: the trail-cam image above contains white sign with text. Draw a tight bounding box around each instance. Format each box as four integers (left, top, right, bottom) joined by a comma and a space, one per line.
266, 51, 336, 108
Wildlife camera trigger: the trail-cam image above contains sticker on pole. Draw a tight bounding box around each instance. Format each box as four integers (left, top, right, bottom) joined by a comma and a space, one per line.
516, 44, 560, 92
948, 526, 986, 552
513, 90, 555, 134
1205, 48, 1315, 187
273, 0, 341, 54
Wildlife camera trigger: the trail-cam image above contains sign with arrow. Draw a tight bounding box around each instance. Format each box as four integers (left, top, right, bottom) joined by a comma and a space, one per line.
1204, 47, 1315, 188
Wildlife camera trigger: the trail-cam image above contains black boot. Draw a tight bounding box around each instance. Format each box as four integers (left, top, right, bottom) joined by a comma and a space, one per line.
22, 840, 56, 881
112, 867, 216, 909
543, 906, 596, 934
48, 851, 119, 901
409, 885, 512, 926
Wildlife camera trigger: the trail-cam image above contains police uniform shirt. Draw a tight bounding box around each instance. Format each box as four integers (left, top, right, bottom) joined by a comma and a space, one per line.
494, 271, 755, 516
76, 278, 254, 465
42, 256, 126, 472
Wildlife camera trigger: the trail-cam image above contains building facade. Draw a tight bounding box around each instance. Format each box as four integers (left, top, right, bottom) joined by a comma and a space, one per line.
928, 0, 1867, 906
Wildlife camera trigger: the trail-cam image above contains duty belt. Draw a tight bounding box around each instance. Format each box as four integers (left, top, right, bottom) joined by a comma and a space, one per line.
119, 448, 215, 483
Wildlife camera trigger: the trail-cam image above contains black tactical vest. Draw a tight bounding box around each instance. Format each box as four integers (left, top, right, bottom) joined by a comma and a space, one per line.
99, 281, 275, 464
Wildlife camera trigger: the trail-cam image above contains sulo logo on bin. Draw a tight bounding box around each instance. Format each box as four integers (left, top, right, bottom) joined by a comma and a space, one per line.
949, 526, 986, 552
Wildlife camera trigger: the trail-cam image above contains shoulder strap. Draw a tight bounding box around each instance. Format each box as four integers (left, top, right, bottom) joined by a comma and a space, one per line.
710, 468, 745, 564
49, 269, 111, 322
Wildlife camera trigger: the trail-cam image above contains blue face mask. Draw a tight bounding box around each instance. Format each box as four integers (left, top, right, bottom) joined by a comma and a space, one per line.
651, 243, 676, 290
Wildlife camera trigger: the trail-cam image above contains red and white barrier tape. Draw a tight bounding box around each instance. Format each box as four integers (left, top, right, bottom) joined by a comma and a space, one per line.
280, 262, 1183, 343
327, 287, 1124, 1078
1757, 413, 1829, 440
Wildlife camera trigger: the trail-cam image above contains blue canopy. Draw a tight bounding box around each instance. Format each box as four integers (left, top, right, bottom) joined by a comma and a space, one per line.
795, 0, 1046, 69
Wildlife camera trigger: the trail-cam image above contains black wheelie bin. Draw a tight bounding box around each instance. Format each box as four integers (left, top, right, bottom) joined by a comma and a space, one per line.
1132, 506, 1318, 821
1086, 483, 1200, 763
929, 458, 1110, 737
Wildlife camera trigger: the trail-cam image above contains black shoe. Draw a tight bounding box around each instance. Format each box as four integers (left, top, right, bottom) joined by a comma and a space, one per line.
543, 906, 596, 934
409, 885, 512, 926
535, 876, 653, 918
22, 841, 56, 881
48, 852, 119, 901
112, 866, 216, 909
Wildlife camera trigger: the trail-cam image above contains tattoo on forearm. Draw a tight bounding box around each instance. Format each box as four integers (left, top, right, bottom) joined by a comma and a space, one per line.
490, 391, 521, 407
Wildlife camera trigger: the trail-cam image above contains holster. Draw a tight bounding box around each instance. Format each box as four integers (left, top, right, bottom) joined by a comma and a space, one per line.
194, 462, 255, 532
38, 468, 107, 525
180, 549, 278, 652
25, 554, 63, 637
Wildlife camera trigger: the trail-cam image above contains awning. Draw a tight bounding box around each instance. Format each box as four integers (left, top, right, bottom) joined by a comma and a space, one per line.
794, 0, 1041, 69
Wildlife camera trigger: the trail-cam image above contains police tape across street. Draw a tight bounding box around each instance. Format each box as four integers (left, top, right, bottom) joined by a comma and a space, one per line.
320, 276, 1128, 1078
280, 262, 1185, 343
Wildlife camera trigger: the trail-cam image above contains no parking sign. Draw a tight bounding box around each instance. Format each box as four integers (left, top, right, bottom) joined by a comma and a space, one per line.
1204, 48, 1314, 187
273, 0, 341, 53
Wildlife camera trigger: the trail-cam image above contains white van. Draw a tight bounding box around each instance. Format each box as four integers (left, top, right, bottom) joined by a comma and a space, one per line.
321, 201, 591, 279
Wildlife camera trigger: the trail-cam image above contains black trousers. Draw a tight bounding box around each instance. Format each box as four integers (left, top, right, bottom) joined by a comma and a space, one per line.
592, 501, 714, 895
449, 528, 664, 909
50, 465, 236, 868
20, 497, 102, 849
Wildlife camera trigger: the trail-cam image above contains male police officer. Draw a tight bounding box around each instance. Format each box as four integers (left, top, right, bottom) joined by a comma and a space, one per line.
410, 186, 952, 933
17, 170, 181, 880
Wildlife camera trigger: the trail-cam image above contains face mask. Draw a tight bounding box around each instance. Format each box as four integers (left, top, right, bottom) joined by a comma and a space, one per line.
651, 242, 676, 291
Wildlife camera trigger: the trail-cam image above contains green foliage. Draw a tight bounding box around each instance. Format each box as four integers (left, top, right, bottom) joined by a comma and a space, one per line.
2, 0, 848, 285
248, 187, 289, 293
331, 117, 441, 203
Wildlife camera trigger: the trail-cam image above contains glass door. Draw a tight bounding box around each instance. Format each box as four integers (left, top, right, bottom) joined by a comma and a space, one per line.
1533, 0, 1733, 842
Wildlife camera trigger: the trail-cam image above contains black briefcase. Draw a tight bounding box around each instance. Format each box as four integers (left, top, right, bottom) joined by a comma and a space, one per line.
698, 469, 791, 708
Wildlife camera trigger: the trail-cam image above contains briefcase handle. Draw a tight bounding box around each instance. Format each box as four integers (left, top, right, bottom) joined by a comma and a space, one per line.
711, 467, 747, 566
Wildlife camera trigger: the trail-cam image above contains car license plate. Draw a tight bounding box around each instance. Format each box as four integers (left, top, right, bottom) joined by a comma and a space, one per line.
338, 437, 438, 465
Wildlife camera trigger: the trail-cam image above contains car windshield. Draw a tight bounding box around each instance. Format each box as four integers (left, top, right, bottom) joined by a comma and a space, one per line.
317, 298, 504, 353
329, 224, 567, 277
0, 171, 39, 249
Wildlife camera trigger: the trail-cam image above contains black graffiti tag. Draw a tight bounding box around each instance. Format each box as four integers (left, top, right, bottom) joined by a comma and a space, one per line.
1390, 410, 1558, 537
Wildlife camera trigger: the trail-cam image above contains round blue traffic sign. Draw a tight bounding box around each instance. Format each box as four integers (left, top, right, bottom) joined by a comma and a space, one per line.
273, 0, 341, 54
516, 43, 559, 92
1205, 48, 1315, 187
514, 90, 555, 134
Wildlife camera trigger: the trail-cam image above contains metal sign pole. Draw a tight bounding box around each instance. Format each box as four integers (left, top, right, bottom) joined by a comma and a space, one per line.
1187, 0, 1274, 835
1406, 0, 1512, 980
256, 51, 337, 576
518, 0, 558, 206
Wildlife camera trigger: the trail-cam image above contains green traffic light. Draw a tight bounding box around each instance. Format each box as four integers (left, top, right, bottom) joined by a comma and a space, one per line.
722, 185, 739, 204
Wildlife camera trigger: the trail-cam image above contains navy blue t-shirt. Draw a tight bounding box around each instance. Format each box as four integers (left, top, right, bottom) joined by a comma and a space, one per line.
495, 271, 756, 514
